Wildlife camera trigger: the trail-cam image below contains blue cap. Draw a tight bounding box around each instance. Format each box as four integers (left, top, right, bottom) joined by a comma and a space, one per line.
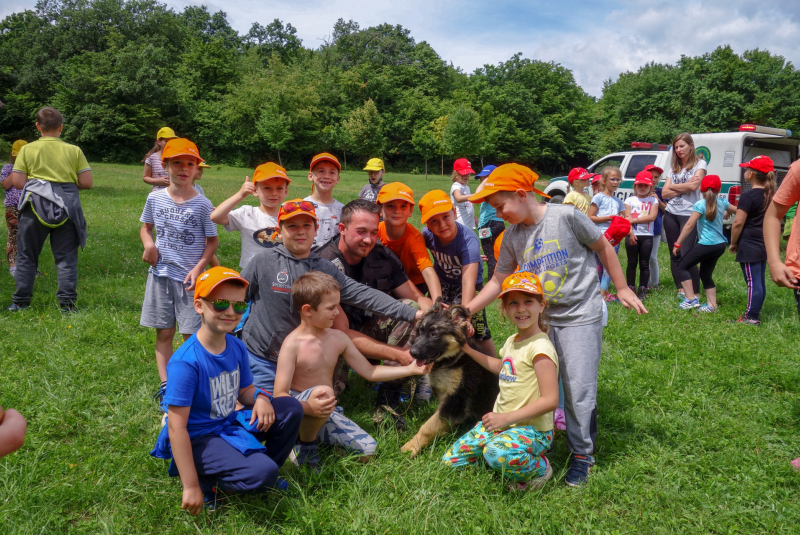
476, 165, 497, 178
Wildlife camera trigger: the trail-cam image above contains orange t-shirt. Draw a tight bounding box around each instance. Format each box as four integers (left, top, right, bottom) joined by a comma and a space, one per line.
773, 159, 800, 277
378, 222, 433, 286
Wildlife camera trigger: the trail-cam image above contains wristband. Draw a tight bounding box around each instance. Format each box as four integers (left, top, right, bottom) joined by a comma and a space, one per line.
254, 387, 272, 403
674, 243, 682, 249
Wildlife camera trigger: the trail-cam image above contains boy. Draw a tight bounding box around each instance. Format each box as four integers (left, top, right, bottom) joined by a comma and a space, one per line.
151, 266, 303, 514
193, 161, 210, 196
274, 271, 429, 467
211, 162, 290, 268
376, 182, 442, 300
305, 153, 344, 248
8, 107, 92, 312
140, 138, 219, 401
359, 158, 386, 202
466, 163, 646, 487
241, 199, 421, 394
419, 189, 496, 357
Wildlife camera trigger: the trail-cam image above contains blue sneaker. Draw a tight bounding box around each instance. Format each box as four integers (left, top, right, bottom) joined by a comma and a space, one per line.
565, 454, 595, 487
203, 489, 224, 512
697, 303, 717, 313
678, 297, 699, 310
153, 382, 168, 413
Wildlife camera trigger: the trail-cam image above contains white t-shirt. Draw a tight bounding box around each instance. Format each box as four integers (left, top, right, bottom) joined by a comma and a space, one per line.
665, 159, 708, 216
305, 196, 344, 248
223, 205, 279, 268
624, 195, 657, 236
450, 182, 475, 229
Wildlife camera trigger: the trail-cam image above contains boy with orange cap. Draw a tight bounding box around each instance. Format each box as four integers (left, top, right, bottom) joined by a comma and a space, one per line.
140, 138, 219, 405
465, 163, 646, 487
305, 153, 344, 248
211, 162, 290, 268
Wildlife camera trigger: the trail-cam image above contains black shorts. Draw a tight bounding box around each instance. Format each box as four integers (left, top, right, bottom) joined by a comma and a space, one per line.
441, 283, 492, 341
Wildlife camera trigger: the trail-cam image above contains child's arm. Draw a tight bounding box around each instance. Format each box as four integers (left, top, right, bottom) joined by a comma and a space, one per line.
0, 406, 27, 458
589, 236, 648, 314
634, 201, 658, 224
461, 343, 501, 374
167, 406, 204, 516
238, 384, 275, 431
343, 335, 430, 381
587, 203, 613, 224
467, 270, 507, 315
421, 266, 442, 302
729, 208, 748, 253
482, 355, 558, 432
184, 236, 219, 292
140, 223, 158, 266
624, 205, 637, 245
76, 170, 93, 190
210, 178, 256, 226
671, 212, 701, 255
725, 204, 738, 216
459, 262, 479, 308
765, 200, 799, 288
452, 189, 471, 203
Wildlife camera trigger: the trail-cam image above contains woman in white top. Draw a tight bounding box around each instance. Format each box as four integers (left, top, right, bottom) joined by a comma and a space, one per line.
661, 133, 707, 298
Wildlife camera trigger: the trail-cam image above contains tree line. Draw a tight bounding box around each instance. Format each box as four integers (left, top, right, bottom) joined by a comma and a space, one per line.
2, 0, 799, 175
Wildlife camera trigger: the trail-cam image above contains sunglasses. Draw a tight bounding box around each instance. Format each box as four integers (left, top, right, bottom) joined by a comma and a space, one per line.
281, 201, 315, 214
201, 298, 248, 314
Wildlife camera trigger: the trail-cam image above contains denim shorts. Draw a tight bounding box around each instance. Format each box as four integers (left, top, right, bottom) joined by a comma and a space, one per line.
248, 350, 278, 393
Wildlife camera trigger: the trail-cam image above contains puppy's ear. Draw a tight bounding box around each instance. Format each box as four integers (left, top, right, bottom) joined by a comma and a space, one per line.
447, 305, 471, 325
431, 297, 445, 314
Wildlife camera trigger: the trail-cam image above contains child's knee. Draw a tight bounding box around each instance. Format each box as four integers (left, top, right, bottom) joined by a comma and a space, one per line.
155, 328, 175, 341
247, 455, 280, 491
311, 385, 335, 400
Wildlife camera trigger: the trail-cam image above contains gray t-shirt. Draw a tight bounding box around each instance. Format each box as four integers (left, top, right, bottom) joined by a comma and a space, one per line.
496, 204, 603, 326
358, 182, 384, 203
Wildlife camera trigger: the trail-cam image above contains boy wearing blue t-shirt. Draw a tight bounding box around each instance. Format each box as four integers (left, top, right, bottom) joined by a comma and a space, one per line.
151, 266, 303, 514
419, 189, 496, 356
139, 139, 219, 401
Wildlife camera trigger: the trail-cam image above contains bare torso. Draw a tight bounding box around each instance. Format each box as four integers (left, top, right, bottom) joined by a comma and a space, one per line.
286, 328, 347, 392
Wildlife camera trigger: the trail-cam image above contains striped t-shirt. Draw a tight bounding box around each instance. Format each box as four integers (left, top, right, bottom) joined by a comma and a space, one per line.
146, 153, 168, 191
140, 189, 217, 282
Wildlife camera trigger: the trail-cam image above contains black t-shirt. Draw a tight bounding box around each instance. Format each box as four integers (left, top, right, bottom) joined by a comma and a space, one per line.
736, 188, 767, 263
315, 235, 409, 329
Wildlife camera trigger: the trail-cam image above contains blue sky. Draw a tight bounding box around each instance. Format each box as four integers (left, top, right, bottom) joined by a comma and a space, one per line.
3, 0, 800, 97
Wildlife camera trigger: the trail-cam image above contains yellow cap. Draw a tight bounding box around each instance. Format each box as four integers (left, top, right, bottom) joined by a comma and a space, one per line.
363, 158, 385, 171
198, 162, 211, 169
156, 127, 178, 140
11, 140, 28, 157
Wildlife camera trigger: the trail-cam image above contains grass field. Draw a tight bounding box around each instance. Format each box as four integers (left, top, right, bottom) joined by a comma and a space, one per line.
1, 163, 799, 534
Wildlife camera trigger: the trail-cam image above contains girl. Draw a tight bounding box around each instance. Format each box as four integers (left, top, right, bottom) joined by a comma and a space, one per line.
591, 173, 602, 195
646, 165, 667, 289
476, 165, 505, 280
1, 140, 27, 276
672, 175, 736, 311
142, 127, 178, 190
450, 158, 477, 230
662, 133, 707, 300
443, 271, 559, 490
588, 166, 625, 301
564, 167, 592, 214
624, 171, 659, 298
729, 156, 776, 325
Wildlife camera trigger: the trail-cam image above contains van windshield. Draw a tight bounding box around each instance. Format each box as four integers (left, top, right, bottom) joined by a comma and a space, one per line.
625, 154, 658, 178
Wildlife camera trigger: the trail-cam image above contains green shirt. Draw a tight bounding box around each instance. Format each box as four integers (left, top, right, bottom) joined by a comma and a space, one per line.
12, 137, 90, 184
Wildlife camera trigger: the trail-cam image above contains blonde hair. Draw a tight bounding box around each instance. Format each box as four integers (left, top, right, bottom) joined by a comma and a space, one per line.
600, 166, 622, 193
671, 133, 699, 174
748, 169, 777, 211
703, 187, 719, 222
500, 292, 549, 334
451, 170, 464, 182
292, 270, 341, 311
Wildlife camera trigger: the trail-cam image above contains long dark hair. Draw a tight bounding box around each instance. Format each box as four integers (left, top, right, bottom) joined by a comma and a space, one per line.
750, 169, 777, 211
703, 188, 719, 222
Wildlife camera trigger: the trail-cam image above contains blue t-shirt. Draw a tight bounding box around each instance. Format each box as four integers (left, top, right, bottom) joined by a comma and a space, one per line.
423, 222, 484, 287
591, 193, 625, 231
478, 202, 503, 227
693, 198, 729, 246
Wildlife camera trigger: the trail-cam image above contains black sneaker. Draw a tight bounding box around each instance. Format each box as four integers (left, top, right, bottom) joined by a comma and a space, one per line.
565, 454, 595, 487
60, 302, 78, 314
7, 302, 29, 312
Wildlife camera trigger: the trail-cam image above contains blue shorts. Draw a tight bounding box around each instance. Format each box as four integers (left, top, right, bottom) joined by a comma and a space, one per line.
248, 350, 278, 393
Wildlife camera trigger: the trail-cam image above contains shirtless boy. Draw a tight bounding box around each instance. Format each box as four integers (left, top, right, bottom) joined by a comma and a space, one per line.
273, 270, 430, 468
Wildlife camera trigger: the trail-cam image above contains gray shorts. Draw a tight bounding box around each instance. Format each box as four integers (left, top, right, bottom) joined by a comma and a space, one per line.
291, 386, 377, 456
140, 272, 201, 335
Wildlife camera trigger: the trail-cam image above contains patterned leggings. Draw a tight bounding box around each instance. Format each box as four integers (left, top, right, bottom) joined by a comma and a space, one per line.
5, 206, 18, 266
442, 422, 553, 482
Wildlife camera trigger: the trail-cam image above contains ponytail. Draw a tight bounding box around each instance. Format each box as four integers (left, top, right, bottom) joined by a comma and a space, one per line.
750, 170, 777, 211
142, 141, 161, 163
704, 188, 718, 221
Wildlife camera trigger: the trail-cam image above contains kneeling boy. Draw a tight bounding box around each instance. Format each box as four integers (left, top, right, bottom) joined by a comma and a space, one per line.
151, 266, 303, 514
274, 271, 430, 467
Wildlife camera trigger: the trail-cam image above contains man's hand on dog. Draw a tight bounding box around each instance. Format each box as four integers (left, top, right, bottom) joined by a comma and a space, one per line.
307, 389, 337, 418
482, 411, 512, 432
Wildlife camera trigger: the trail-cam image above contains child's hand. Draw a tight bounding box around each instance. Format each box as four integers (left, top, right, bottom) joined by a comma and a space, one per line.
408, 360, 432, 375
181, 486, 204, 516
142, 245, 159, 267
155, 177, 170, 188
307, 389, 336, 418
628, 234, 637, 245
482, 411, 511, 432
238, 178, 257, 198
250, 396, 275, 431
729, 243, 737, 254
184, 266, 203, 292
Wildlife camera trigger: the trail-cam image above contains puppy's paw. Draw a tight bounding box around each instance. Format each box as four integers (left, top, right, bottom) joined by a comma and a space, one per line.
400, 440, 420, 459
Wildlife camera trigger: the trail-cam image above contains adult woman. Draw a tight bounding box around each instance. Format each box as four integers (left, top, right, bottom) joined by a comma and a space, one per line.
142, 127, 178, 190
662, 133, 707, 297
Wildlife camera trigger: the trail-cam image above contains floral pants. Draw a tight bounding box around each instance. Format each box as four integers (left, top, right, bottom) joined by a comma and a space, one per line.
5, 206, 18, 266
442, 422, 553, 482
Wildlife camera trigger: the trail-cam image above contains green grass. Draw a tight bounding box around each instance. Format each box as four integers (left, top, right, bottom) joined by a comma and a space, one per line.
1, 163, 799, 533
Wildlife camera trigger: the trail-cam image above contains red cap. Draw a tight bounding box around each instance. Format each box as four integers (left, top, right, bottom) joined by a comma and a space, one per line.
644, 164, 663, 175
739, 155, 774, 174
590, 173, 602, 184
700, 174, 722, 192
453, 158, 475, 176
604, 216, 631, 247
310, 153, 341, 172
567, 167, 590, 184
634, 171, 653, 186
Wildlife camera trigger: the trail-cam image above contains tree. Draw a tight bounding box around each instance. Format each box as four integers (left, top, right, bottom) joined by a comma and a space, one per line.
430, 116, 448, 175
246, 19, 302, 62
411, 122, 440, 179
257, 107, 291, 166
443, 105, 483, 160
342, 99, 385, 162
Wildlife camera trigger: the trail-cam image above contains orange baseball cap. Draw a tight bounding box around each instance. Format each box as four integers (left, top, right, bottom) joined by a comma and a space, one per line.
418, 190, 454, 224
310, 152, 341, 171
497, 271, 543, 299
377, 182, 415, 205
467, 163, 549, 203
194, 266, 249, 300
253, 162, 291, 183
161, 138, 204, 164
278, 199, 318, 223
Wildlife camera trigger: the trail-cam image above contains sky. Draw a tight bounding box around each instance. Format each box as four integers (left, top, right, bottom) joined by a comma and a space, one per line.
3, 0, 800, 97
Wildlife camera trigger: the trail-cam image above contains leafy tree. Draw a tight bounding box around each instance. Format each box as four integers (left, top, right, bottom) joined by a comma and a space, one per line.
342, 99, 385, 162
411, 121, 440, 179
257, 107, 291, 166
430, 115, 448, 175
443, 105, 483, 159
246, 19, 303, 63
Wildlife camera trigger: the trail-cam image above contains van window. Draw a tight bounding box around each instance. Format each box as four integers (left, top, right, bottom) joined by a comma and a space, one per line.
625, 155, 657, 178
589, 156, 623, 173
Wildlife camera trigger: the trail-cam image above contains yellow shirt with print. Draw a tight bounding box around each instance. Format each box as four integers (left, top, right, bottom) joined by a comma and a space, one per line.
492, 332, 559, 432
563, 190, 591, 214
12, 137, 91, 184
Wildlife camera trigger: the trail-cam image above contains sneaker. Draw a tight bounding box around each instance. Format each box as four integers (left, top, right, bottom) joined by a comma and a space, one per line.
636, 287, 647, 301
7, 302, 30, 312
676, 291, 686, 300
730, 314, 760, 326
290, 441, 320, 469
60, 302, 78, 314
153, 382, 168, 413
415, 375, 432, 402
678, 297, 699, 310
509, 460, 553, 491
697, 303, 717, 313
203, 488, 225, 512
553, 408, 566, 431
565, 454, 595, 487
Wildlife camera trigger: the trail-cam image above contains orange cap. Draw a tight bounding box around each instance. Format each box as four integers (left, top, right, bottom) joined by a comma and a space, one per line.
194, 266, 249, 300
418, 190, 454, 224
278, 199, 318, 223
467, 163, 549, 204
161, 138, 204, 164
310, 152, 341, 171
253, 162, 291, 183
377, 182, 415, 205
497, 271, 543, 299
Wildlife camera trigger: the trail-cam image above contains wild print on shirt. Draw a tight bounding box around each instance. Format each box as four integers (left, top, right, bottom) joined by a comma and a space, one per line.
209, 368, 240, 419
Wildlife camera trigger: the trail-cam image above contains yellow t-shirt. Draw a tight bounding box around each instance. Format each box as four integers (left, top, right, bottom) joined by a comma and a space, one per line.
493, 332, 559, 431
563, 190, 591, 214
13, 137, 91, 184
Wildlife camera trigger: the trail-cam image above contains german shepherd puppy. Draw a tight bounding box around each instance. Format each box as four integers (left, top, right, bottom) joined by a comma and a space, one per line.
400, 301, 499, 458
